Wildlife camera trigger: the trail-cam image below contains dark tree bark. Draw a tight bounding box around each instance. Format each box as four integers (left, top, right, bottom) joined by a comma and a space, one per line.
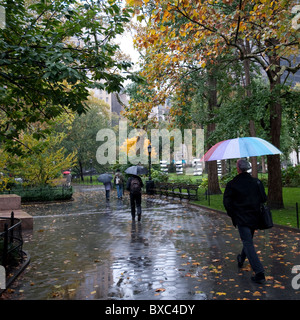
79, 160, 84, 182
207, 72, 222, 195
266, 53, 284, 209
242, 40, 258, 178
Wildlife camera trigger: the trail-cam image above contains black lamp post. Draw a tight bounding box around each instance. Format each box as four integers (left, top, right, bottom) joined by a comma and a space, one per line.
148, 143, 152, 181
146, 143, 154, 195
89, 159, 92, 184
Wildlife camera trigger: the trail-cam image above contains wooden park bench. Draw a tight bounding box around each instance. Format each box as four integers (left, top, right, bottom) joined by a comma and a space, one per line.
173, 183, 199, 201
154, 182, 170, 197
152, 182, 199, 201
184, 184, 199, 201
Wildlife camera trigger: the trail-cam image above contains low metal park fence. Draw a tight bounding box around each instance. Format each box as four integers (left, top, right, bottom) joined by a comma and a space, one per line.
0, 212, 23, 267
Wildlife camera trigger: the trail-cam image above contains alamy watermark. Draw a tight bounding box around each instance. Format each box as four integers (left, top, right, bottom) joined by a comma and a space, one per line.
0, 265, 5, 290
292, 5, 300, 30
292, 265, 300, 290
95, 120, 204, 165
0, 5, 5, 29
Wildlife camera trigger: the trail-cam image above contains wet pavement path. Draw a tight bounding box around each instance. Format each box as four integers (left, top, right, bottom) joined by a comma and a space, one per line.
7, 186, 300, 300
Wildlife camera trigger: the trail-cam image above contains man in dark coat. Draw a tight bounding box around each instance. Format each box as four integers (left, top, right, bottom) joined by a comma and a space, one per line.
126, 175, 144, 221
223, 159, 267, 284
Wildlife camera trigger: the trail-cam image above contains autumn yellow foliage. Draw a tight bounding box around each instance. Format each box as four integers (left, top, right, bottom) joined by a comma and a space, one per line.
125, 0, 300, 128
0, 152, 12, 191
119, 136, 157, 158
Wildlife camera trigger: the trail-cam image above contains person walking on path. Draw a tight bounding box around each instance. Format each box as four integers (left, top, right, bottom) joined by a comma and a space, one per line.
126, 175, 144, 221
114, 169, 124, 199
66, 173, 72, 187
223, 159, 267, 284
104, 181, 112, 201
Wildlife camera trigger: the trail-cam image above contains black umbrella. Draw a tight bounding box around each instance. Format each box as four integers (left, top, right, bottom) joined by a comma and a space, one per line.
125, 165, 148, 176
97, 173, 113, 184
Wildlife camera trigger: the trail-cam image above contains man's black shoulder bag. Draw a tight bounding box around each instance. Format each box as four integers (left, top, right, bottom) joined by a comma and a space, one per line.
257, 181, 273, 230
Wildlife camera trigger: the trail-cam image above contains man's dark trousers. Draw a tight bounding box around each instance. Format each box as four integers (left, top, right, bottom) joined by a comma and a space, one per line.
237, 224, 264, 274
130, 193, 141, 220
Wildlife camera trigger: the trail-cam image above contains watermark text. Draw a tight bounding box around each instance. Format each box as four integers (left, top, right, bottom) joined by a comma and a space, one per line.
292, 265, 300, 290
0, 265, 5, 290
96, 120, 204, 165
292, 5, 300, 30
0, 5, 5, 29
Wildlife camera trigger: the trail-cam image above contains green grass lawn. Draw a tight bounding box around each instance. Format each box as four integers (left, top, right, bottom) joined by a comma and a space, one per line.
168, 173, 205, 183
192, 186, 300, 229
271, 188, 300, 229
72, 175, 103, 185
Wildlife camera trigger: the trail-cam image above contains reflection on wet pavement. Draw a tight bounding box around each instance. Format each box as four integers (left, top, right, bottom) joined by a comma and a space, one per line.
6, 185, 300, 300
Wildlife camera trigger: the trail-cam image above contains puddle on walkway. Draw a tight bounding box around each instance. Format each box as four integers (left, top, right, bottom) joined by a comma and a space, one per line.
6, 186, 300, 300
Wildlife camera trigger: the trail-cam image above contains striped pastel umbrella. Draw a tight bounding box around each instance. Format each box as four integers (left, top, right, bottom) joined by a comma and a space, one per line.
201, 137, 282, 161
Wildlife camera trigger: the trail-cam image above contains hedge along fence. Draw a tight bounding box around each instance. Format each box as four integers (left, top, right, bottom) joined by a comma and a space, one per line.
0, 185, 73, 202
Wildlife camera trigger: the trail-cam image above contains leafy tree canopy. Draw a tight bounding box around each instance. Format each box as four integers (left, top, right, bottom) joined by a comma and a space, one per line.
0, 0, 134, 154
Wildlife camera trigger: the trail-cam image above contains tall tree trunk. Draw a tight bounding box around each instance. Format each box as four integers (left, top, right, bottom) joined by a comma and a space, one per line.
79, 160, 84, 182
207, 71, 222, 195
267, 53, 284, 209
249, 119, 258, 178
221, 160, 226, 176
243, 40, 258, 178
261, 156, 266, 173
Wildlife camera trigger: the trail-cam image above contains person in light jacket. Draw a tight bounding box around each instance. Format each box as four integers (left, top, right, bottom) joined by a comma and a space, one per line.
114, 169, 124, 199
223, 159, 267, 284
